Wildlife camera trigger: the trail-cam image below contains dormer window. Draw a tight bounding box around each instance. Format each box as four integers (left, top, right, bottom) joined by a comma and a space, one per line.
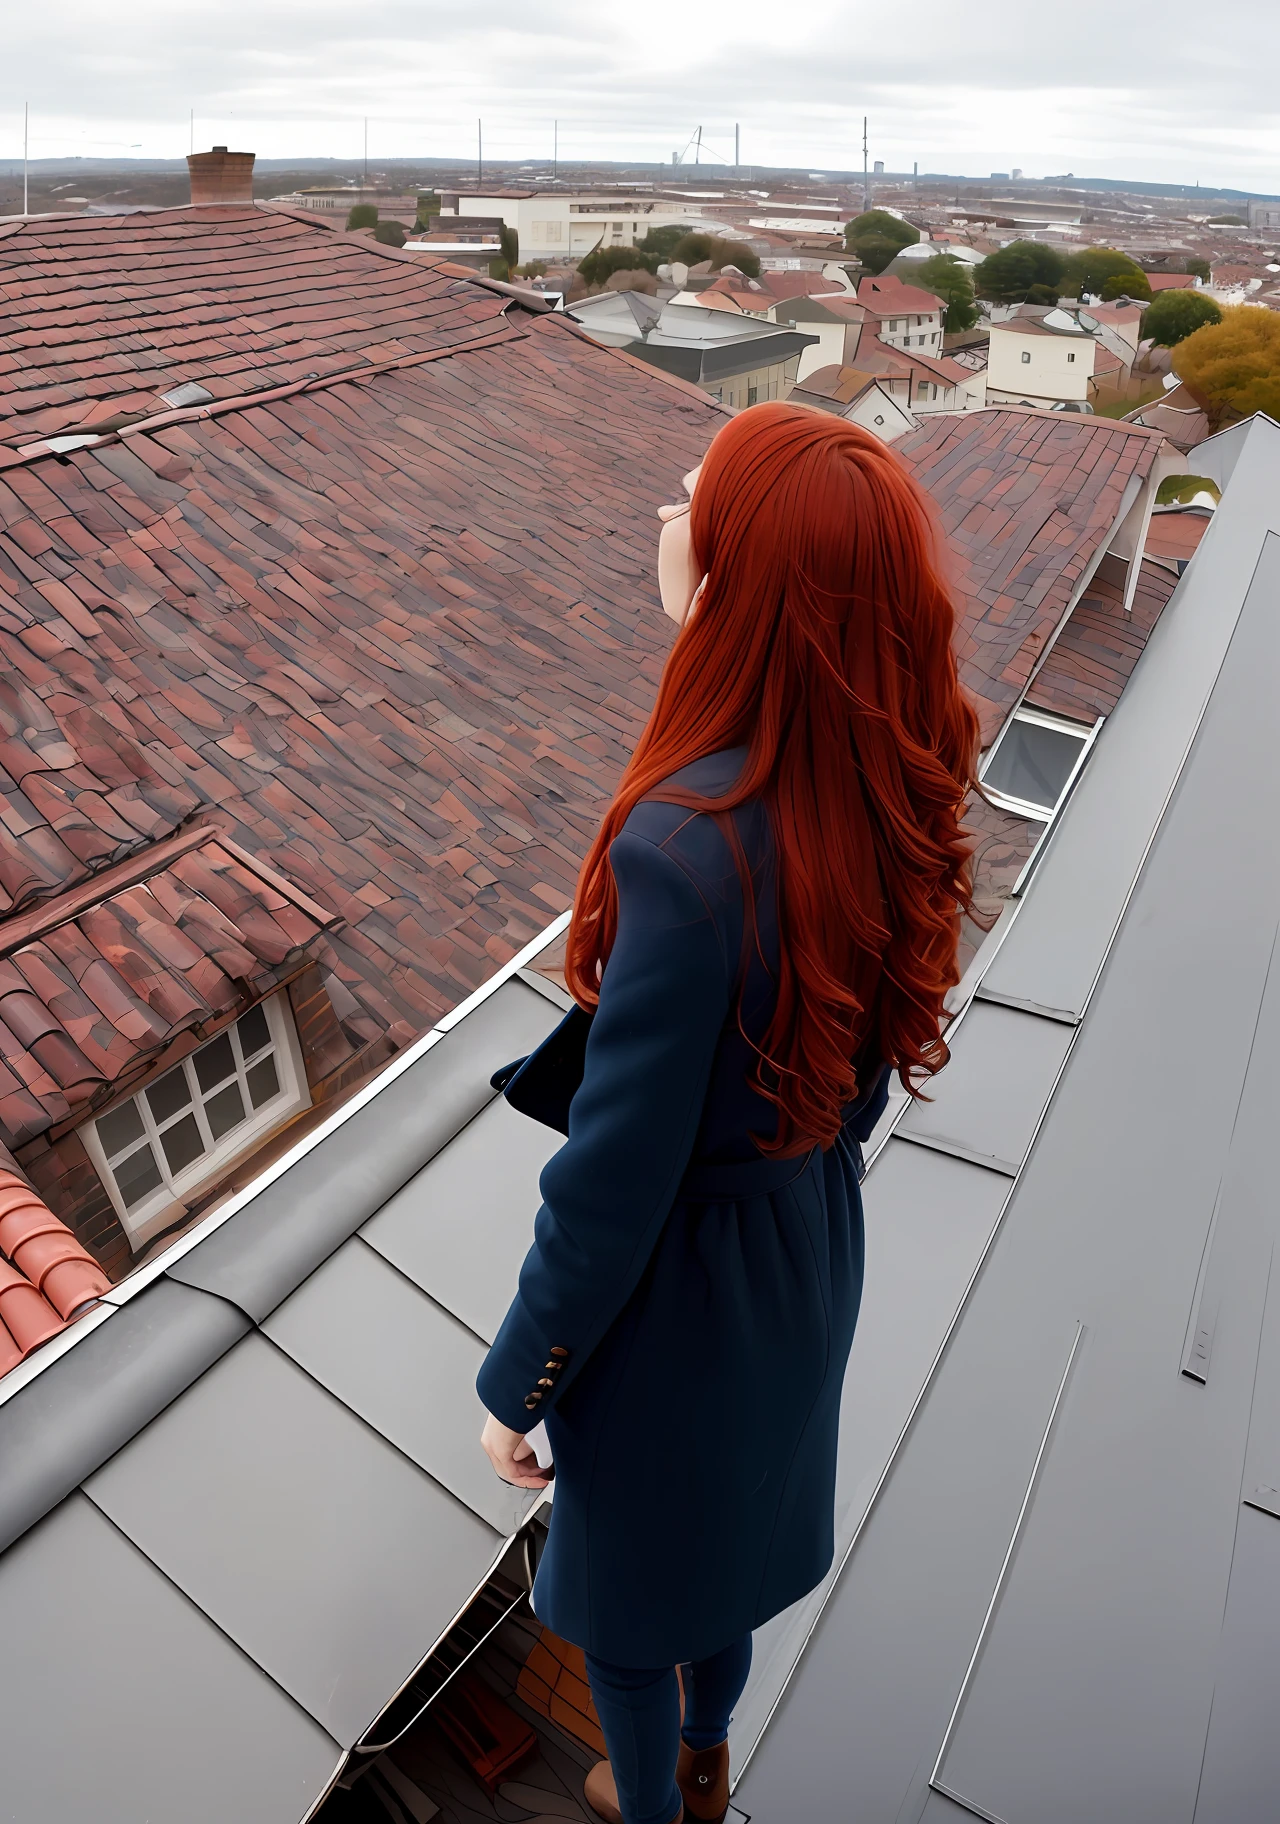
81, 994, 310, 1249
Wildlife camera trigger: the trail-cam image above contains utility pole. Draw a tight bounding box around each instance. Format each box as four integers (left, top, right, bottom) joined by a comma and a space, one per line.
189, 108, 194, 155
695, 125, 702, 167
553, 119, 558, 179
23, 102, 28, 217
735, 123, 740, 172
363, 117, 368, 189
862, 116, 869, 213
477, 118, 482, 189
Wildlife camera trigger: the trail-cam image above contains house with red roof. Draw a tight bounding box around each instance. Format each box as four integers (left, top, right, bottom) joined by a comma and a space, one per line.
856, 274, 946, 355
0, 163, 722, 1364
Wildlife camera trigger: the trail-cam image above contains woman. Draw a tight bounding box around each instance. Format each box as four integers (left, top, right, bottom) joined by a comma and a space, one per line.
478, 402, 979, 1824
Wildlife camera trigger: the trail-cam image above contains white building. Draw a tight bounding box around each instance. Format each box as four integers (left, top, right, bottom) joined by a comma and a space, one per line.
855, 276, 945, 355
437, 189, 715, 265
986, 316, 1095, 408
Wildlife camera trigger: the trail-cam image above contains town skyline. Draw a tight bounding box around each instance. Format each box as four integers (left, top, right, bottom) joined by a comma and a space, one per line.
5, 0, 1277, 193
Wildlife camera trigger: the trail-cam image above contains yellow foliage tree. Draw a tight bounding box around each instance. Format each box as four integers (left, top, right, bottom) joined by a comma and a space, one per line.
1172, 306, 1280, 428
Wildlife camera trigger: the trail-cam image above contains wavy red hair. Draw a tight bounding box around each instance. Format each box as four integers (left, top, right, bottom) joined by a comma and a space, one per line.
565, 402, 980, 1155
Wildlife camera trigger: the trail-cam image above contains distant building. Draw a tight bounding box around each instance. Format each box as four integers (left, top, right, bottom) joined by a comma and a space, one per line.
1248, 200, 1280, 232
788, 366, 917, 440
987, 311, 1096, 408
270, 187, 421, 224
437, 189, 712, 265
856, 275, 946, 354
566, 292, 816, 409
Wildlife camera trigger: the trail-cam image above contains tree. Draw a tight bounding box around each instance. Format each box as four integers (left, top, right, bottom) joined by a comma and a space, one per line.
1207, 214, 1246, 226
844, 209, 919, 275
973, 240, 1068, 302
487, 223, 520, 281
1142, 289, 1222, 348
1185, 257, 1211, 282
668, 232, 761, 278
1062, 246, 1151, 302
577, 244, 656, 286
373, 220, 407, 248
913, 254, 978, 331
637, 224, 688, 260
1173, 306, 1280, 428
517, 260, 548, 278
346, 203, 378, 231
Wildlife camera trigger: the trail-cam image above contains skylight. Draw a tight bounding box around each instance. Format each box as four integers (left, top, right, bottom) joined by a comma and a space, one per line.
980, 707, 1100, 821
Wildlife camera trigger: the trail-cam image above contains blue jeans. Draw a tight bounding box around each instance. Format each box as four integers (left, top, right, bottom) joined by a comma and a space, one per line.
584, 1634, 752, 1824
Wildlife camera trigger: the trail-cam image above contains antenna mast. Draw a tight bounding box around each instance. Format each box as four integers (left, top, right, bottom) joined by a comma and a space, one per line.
862, 116, 869, 213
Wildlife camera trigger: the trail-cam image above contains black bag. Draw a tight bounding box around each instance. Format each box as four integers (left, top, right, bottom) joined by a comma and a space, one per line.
489, 1004, 592, 1135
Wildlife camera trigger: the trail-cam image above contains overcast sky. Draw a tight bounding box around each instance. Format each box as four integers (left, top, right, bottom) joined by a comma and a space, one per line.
5, 0, 1278, 192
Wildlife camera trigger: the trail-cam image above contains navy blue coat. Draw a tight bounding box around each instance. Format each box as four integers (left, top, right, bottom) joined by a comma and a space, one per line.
477, 749, 889, 1666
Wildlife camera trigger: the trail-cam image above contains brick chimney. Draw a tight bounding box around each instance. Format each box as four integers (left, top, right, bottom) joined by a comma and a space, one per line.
187, 145, 256, 207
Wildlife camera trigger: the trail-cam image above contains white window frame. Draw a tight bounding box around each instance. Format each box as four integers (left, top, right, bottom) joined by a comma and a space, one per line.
979, 706, 1102, 823
80, 991, 310, 1249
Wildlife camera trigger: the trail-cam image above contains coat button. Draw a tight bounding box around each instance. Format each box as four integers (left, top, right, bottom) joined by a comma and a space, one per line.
538, 1377, 555, 1389
544, 1361, 561, 1374
550, 1346, 569, 1360
524, 1393, 541, 1410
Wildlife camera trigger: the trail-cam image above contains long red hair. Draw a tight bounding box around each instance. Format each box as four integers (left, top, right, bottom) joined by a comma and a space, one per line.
566, 403, 980, 1155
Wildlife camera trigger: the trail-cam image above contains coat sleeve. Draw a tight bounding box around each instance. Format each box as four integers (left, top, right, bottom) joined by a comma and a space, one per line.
477, 828, 731, 1432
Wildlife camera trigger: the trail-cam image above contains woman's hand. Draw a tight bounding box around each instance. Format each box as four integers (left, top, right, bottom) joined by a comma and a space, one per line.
481, 1412, 552, 1490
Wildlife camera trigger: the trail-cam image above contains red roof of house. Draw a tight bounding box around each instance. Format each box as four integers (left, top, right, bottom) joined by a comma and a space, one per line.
856, 275, 945, 316
0, 205, 511, 444
0, 827, 338, 1150
1145, 508, 1213, 564
0, 208, 721, 1185
854, 338, 976, 389
0, 1167, 110, 1376
893, 409, 1165, 740
1145, 274, 1196, 292
1024, 555, 1178, 724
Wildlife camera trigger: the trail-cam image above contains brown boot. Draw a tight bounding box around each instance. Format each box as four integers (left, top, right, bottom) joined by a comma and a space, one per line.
676, 1738, 730, 1821
584, 1759, 684, 1824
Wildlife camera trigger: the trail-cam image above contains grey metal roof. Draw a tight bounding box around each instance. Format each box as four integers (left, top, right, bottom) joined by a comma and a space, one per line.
6, 417, 1280, 1822
0, 943, 571, 1820
735, 413, 1280, 1819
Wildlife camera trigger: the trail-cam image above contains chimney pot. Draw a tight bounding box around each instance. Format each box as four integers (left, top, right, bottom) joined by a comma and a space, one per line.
187, 146, 255, 208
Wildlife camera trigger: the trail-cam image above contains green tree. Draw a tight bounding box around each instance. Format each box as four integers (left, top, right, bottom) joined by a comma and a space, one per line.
517, 260, 548, 278
577, 244, 657, 286
1155, 473, 1221, 506
844, 209, 919, 275
637, 223, 689, 260
973, 240, 1068, 302
486, 223, 520, 280
1062, 246, 1151, 302
1142, 289, 1222, 347
1173, 305, 1280, 427
1185, 257, 1211, 282
1207, 214, 1246, 226
373, 220, 407, 248
416, 192, 441, 228
912, 254, 978, 331
346, 203, 378, 231
667, 232, 761, 278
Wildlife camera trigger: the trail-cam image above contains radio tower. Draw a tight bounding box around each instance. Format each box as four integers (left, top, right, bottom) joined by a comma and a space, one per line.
862, 116, 870, 212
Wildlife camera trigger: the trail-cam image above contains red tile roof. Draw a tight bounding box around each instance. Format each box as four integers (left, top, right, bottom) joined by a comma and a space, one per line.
0, 1167, 109, 1375
0, 207, 721, 1163
894, 409, 1164, 741
856, 275, 945, 317
0, 828, 338, 1147
1024, 556, 1178, 723
1145, 508, 1213, 564
0, 205, 510, 443
1145, 274, 1196, 292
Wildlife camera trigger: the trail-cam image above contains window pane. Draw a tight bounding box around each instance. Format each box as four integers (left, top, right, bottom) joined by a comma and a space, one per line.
115, 1143, 164, 1210
161, 1112, 205, 1175
247, 1055, 281, 1109
984, 718, 1088, 812
237, 1003, 271, 1060
97, 1099, 145, 1159
146, 1067, 191, 1125
194, 1031, 236, 1094
205, 1081, 247, 1141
